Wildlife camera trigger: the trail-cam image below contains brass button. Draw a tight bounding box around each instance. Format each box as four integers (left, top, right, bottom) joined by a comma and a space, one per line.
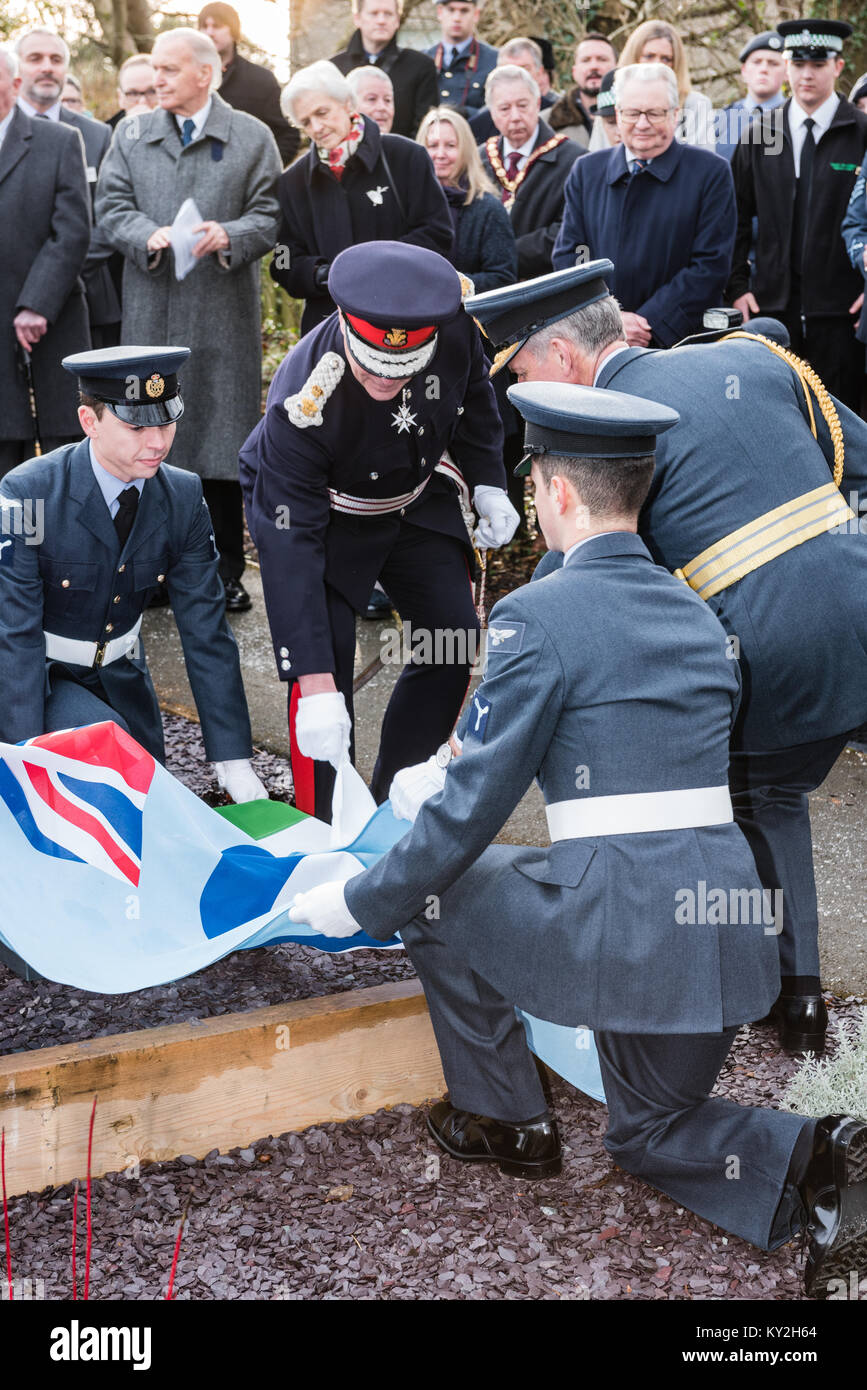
113, 595, 121, 604
118, 563, 126, 573
156, 573, 165, 583
418, 426, 424, 436
105, 623, 114, 633
369, 471, 379, 480
61, 579, 70, 588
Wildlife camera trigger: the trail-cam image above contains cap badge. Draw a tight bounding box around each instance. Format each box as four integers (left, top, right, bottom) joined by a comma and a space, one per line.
144, 373, 165, 399
384, 328, 408, 347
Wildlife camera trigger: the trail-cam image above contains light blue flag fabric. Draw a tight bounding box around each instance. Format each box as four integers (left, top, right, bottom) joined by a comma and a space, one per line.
0, 721, 605, 1103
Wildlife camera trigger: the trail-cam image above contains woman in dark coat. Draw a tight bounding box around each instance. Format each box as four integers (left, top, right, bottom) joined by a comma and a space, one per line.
417, 105, 517, 293
272, 61, 452, 334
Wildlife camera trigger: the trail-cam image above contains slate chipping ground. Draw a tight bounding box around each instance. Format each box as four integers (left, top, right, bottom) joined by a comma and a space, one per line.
1, 706, 865, 1300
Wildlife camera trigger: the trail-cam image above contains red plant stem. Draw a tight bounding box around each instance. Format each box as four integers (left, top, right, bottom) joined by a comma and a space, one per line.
84, 1095, 97, 1301
72, 1181, 79, 1301
1, 1128, 12, 1302
166, 1198, 190, 1301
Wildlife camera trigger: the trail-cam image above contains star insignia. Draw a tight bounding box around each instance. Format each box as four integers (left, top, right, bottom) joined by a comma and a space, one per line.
391, 401, 418, 434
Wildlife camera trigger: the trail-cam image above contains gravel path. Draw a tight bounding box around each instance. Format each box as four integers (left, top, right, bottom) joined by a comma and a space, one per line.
2, 707, 863, 1301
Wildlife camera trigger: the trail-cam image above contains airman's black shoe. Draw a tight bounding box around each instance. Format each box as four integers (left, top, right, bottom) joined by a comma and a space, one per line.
426, 1101, 561, 1179
800, 1116, 867, 1299
770, 994, 828, 1053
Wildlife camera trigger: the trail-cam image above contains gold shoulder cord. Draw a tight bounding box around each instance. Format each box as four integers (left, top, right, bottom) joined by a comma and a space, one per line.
720, 330, 845, 488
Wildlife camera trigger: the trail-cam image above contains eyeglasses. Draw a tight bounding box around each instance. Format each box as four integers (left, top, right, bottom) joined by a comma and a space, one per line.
122, 87, 157, 100
617, 108, 673, 125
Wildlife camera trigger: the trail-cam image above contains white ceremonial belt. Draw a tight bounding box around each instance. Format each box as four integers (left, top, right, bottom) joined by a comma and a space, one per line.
545, 786, 734, 841
44, 616, 143, 670
328, 456, 470, 518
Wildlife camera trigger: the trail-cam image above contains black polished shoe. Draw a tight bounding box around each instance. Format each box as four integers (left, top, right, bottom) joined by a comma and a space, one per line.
223, 578, 252, 613
769, 994, 828, 1053
801, 1116, 867, 1299
426, 1101, 562, 1179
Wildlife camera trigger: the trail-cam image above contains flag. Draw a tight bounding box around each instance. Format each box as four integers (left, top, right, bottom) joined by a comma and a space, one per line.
0, 722, 604, 1101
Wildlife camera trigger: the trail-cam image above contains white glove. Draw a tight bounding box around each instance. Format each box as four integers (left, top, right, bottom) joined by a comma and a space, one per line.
213, 759, 268, 803
295, 691, 351, 767
388, 755, 446, 823
472, 486, 520, 549
288, 881, 363, 938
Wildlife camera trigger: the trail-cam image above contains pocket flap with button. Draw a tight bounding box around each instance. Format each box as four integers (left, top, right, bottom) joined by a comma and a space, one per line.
40, 557, 99, 591
513, 839, 597, 887
132, 559, 169, 591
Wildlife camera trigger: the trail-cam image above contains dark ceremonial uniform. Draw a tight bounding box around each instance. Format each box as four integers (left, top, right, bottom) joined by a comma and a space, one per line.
468, 263, 867, 1047
345, 382, 816, 1254
240, 248, 505, 819
0, 350, 252, 764
426, 36, 499, 118
727, 20, 867, 411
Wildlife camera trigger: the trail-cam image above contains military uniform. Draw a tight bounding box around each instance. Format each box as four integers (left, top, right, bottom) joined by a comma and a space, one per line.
0, 350, 255, 768
338, 383, 820, 1255
425, 36, 499, 118
468, 261, 867, 1052
240, 243, 509, 819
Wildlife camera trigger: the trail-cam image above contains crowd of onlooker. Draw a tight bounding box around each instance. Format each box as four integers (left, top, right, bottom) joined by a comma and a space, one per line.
4, 4, 867, 607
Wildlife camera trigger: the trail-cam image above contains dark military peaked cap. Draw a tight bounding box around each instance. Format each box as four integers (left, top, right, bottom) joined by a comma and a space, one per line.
62, 346, 190, 426
466, 260, 614, 374
597, 68, 617, 113
777, 19, 852, 60
329, 242, 463, 378
507, 381, 679, 475
739, 31, 784, 64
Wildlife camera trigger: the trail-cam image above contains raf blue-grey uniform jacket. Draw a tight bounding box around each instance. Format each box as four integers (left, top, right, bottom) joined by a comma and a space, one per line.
0, 440, 252, 761
239, 309, 505, 680
345, 532, 780, 1034
537, 342, 867, 751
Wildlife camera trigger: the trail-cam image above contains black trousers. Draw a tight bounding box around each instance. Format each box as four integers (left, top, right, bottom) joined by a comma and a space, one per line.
400, 908, 812, 1252
729, 731, 852, 977
201, 478, 246, 583
288, 524, 478, 820
779, 306, 863, 413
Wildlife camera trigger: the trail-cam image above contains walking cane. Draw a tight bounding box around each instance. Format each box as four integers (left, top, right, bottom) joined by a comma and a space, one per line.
16, 343, 42, 457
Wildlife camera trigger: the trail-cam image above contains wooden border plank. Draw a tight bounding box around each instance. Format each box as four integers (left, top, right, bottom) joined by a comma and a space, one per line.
0, 980, 445, 1197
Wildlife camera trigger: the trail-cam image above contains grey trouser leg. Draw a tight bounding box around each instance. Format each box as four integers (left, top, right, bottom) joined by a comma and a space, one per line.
400, 913, 548, 1123
595, 1029, 814, 1250
729, 733, 851, 977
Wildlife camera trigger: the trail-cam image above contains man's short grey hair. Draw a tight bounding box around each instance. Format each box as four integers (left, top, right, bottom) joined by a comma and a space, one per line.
0, 48, 19, 79
64, 73, 83, 94
154, 27, 222, 94
281, 60, 351, 121
486, 63, 540, 105
346, 65, 393, 99
499, 38, 543, 71
14, 28, 70, 65
614, 62, 678, 111
526, 296, 625, 359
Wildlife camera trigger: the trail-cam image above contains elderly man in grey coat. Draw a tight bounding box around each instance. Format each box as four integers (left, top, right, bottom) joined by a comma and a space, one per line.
96, 27, 281, 612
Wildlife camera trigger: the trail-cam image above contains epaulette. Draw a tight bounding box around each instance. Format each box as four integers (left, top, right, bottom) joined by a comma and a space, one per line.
284, 351, 345, 428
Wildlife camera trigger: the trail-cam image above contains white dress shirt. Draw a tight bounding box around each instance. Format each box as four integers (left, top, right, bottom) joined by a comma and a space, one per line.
788, 92, 839, 176
0, 108, 14, 150
174, 97, 212, 144
18, 95, 62, 120
503, 125, 540, 170
593, 345, 631, 385
563, 531, 622, 566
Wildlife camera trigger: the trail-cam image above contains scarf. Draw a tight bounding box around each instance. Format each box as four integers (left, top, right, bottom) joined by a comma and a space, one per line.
318, 112, 366, 180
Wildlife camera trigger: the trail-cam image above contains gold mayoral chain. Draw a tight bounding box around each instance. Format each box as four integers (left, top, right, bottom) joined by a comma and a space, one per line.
486, 133, 568, 211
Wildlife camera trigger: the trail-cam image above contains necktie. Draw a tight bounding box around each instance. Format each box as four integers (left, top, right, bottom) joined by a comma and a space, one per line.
114, 487, 139, 550
501, 149, 522, 204
630, 157, 647, 176
181, 118, 195, 147
792, 117, 816, 277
